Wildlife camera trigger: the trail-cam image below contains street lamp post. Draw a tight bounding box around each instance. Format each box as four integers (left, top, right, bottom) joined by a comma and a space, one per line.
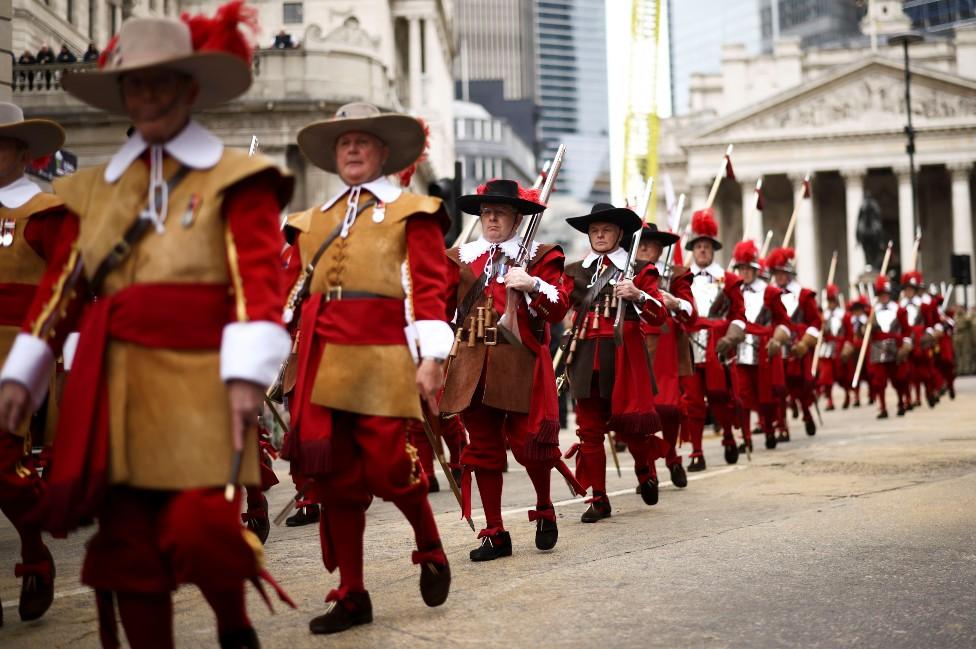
888, 31, 924, 245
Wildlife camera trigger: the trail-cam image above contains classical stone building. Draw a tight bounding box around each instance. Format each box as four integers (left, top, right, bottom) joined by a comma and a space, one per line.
12, 0, 456, 209
660, 11, 976, 305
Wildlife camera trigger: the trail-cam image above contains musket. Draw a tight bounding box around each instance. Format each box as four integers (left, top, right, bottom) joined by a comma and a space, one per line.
759, 229, 774, 258
496, 145, 566, 344
781, 174, 811, 249
224, 134, 263, 502
613, 177, 655, 345
852, 240, 894, 388
705, 144, 734, 209
811, 250, 838, 378
420, 407, 475, 532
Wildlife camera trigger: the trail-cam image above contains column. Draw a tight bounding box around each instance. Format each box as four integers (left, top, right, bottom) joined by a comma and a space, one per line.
408, 16, 423, 109
896, 168, 915, 270
688, 183, 708, 217
793, 173, 819, 287
950, 163, 975, 306
740, 176, 763, 243
843, 170, 867, 286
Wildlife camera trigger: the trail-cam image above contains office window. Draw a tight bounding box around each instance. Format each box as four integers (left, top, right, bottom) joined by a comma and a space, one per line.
283, 2, 303, 24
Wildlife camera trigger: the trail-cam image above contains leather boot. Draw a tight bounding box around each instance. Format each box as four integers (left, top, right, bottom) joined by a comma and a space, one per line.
877, 410, 889, 419
416, 546, 451, 607
309, 591, 373, 635
777, 429, 790, 443
532, 506, 558, 551
219, 627, 260, 649
427, 474, 440, 493
723, 441, 739, 465
17, 546, 54, 622
285, 504, 320, 527
764, 433, 777, 450
804, 419, 816, 436
580, 493, 611, 523
668, 463, 688, 488
469, 530, 512, 562
687, 455, 706, 472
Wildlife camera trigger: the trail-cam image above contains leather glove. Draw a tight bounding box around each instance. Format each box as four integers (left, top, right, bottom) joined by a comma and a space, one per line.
896, 345, 911, 363
792, 333, 818, 359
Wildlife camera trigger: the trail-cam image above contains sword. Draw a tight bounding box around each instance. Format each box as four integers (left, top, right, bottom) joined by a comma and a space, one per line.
421, 409, 475, 532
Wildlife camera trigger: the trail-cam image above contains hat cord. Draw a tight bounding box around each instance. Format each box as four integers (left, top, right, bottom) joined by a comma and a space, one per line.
339, 186, 363, 238
143, 145, 169, 234
483, 244, 501, 286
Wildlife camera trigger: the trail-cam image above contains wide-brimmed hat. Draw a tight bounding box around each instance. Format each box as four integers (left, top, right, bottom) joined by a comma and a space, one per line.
685, 207, 722, 251
0, 103, 64, 159
298, 102, 427, 176
639, 222, 679, 247
456, 179, 545, 216
61, 2, 256, 114
566, 203, 642, 240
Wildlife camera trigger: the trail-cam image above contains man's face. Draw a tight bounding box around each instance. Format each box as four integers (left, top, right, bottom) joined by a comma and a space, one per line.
773, 270, 791, 288
636, 239, 662, 263
480, 203, 521, 243
827, 297, 839, 309
335, 131, 388, 186
0, 138, 29, 182
588, 221, 622, 254
878, 292, 891, 305
120, 69, 197, 144
692, 239, 714, 267
737, 265, 757, 284
903, 286, 917, 299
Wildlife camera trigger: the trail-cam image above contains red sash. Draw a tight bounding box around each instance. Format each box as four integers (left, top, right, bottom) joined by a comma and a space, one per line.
39, 283, 232, 536
0, 284, 38, 327
689, 318, 731, 394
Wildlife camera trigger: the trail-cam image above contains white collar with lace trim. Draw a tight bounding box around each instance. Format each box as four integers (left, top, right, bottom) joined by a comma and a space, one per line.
0, 175, 41, 208
459, 235, 540, 265
743, 277, 767, 293
321, 176, 402, 212
104, 121, 224, 183
582, 246, 628, 271
783, 279, 802, 294
690, 261, 725, 281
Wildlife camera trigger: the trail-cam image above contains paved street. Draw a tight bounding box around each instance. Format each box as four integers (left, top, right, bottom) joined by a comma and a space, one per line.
2, 379, 976, 649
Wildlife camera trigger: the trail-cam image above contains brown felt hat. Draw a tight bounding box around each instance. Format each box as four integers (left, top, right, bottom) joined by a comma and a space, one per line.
0, 103, 65, 159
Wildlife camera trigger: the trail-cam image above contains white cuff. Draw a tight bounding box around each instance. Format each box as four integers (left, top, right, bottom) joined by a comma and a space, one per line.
220, 321, 291, 387
805, 326, 821, 339
902, 337, 913, 347
925, 327, 935, 335
62, 332, 80, 371
677, 299, 693, 317
534, 278, 559, 304
730, 319, 746, 331
0, 333, 55, 409
415, 320, 454, 360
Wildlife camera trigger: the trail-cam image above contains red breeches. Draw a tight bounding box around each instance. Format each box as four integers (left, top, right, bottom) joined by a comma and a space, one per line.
0, 433, 48, 565
680, 367, 737, 456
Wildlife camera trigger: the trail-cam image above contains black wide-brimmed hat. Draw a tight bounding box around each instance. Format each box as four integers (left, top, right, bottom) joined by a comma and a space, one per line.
639, 222, 680, 246
456, 179, 546, 216
566, 203, 642, 239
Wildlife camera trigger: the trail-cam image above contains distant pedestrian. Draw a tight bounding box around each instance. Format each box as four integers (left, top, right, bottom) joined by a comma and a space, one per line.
55, 45, 77, 64
82, 43, 99, 63
272, 30, 293, 48
35, 46, 54, 64
16, 50, 35, 90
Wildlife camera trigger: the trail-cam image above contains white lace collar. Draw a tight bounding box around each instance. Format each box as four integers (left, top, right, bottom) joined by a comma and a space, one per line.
104, 120, 224, 183
782, 279, 802, 294
743, 277, 767, 292
458, 235, 540, 264
690, 261, 725, 281
582, 246, 628, 270
0, 175, 41, 208
321, 176, 402, 212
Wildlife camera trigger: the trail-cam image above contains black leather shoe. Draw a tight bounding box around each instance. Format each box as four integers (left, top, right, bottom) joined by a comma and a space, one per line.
877, 411, 889, 419
309, 591, 373, 634
580, 494, 612, 523
286, 504, 320, 527
418, 551, 451, 607
219, 627, 260, 649
737, 440, 753, 454
896, 406, 905, 417
639, 477, 659, 506
765, 433, 777, 450
777, 430, 791, 443
533, 507, 558, 550
668, 463, 688, 488
687, 455, 706, 472
724, 443, 739, 465
927, 393, 938, 408
427, 475, 440, 493
244, 496, 270, 544
469, 531, 512, 562
804, 419, 816, 436
17, 547, 54, 622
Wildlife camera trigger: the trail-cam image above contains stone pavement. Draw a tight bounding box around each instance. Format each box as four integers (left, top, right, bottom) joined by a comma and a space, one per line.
2, 379, 975, 648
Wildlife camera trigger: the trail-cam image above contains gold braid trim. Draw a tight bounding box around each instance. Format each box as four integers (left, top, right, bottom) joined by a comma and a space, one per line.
31, 245, 82, 340
224, 221, 248, 322
405, 441, 421, 487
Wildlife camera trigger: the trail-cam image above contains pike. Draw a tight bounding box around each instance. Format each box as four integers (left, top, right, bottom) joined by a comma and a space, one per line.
607, 434, 622, 478
661, 193, 685, 291
759, 229, 774, 258
852, 240, 894, 388
812, 250, 838, 379
226, 134, 262, 502
705, 144, 734, 210
496, 144, 566, 345
781, 174, 811, 249
909, 226, 922, 271
614, 177, 655, 345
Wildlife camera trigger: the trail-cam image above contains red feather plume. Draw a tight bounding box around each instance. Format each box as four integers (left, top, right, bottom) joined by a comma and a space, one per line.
518, 185, 542, 205
900, 270, 923, 286
733, 239, 758, 265
765, 247, 795, 271
826, 283, 840, 299
691, 208, 718, 238
181, 0, 258, 64
874, 275, 892, 294
397, 117, 430, 187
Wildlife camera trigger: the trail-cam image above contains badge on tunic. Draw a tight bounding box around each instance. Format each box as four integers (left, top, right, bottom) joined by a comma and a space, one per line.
0, 219, 14, 247
372, 201, 386, 223
182, 194, 201, 228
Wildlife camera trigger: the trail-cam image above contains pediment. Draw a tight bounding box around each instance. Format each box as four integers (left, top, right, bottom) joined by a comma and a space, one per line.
695, 57, 976, 141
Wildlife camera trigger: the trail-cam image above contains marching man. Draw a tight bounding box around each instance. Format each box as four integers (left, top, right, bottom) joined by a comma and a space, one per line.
283, 102, 453, 634
842, 295, 871, 408
563, 203, 666, 522
0, 102, 67, 626
817, 285, 846, 410
440, 179, 579, 561
731, 240, 791, 451
0, 5, 295, 648
682, 208, 746, 470
866, 275, 913, 419
899, 271, 940, 409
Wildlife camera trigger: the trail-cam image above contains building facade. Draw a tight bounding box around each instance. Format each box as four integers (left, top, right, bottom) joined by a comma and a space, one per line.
905, 0, 976, 33
453, 98, 535, 193
455, 0, 536, 101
